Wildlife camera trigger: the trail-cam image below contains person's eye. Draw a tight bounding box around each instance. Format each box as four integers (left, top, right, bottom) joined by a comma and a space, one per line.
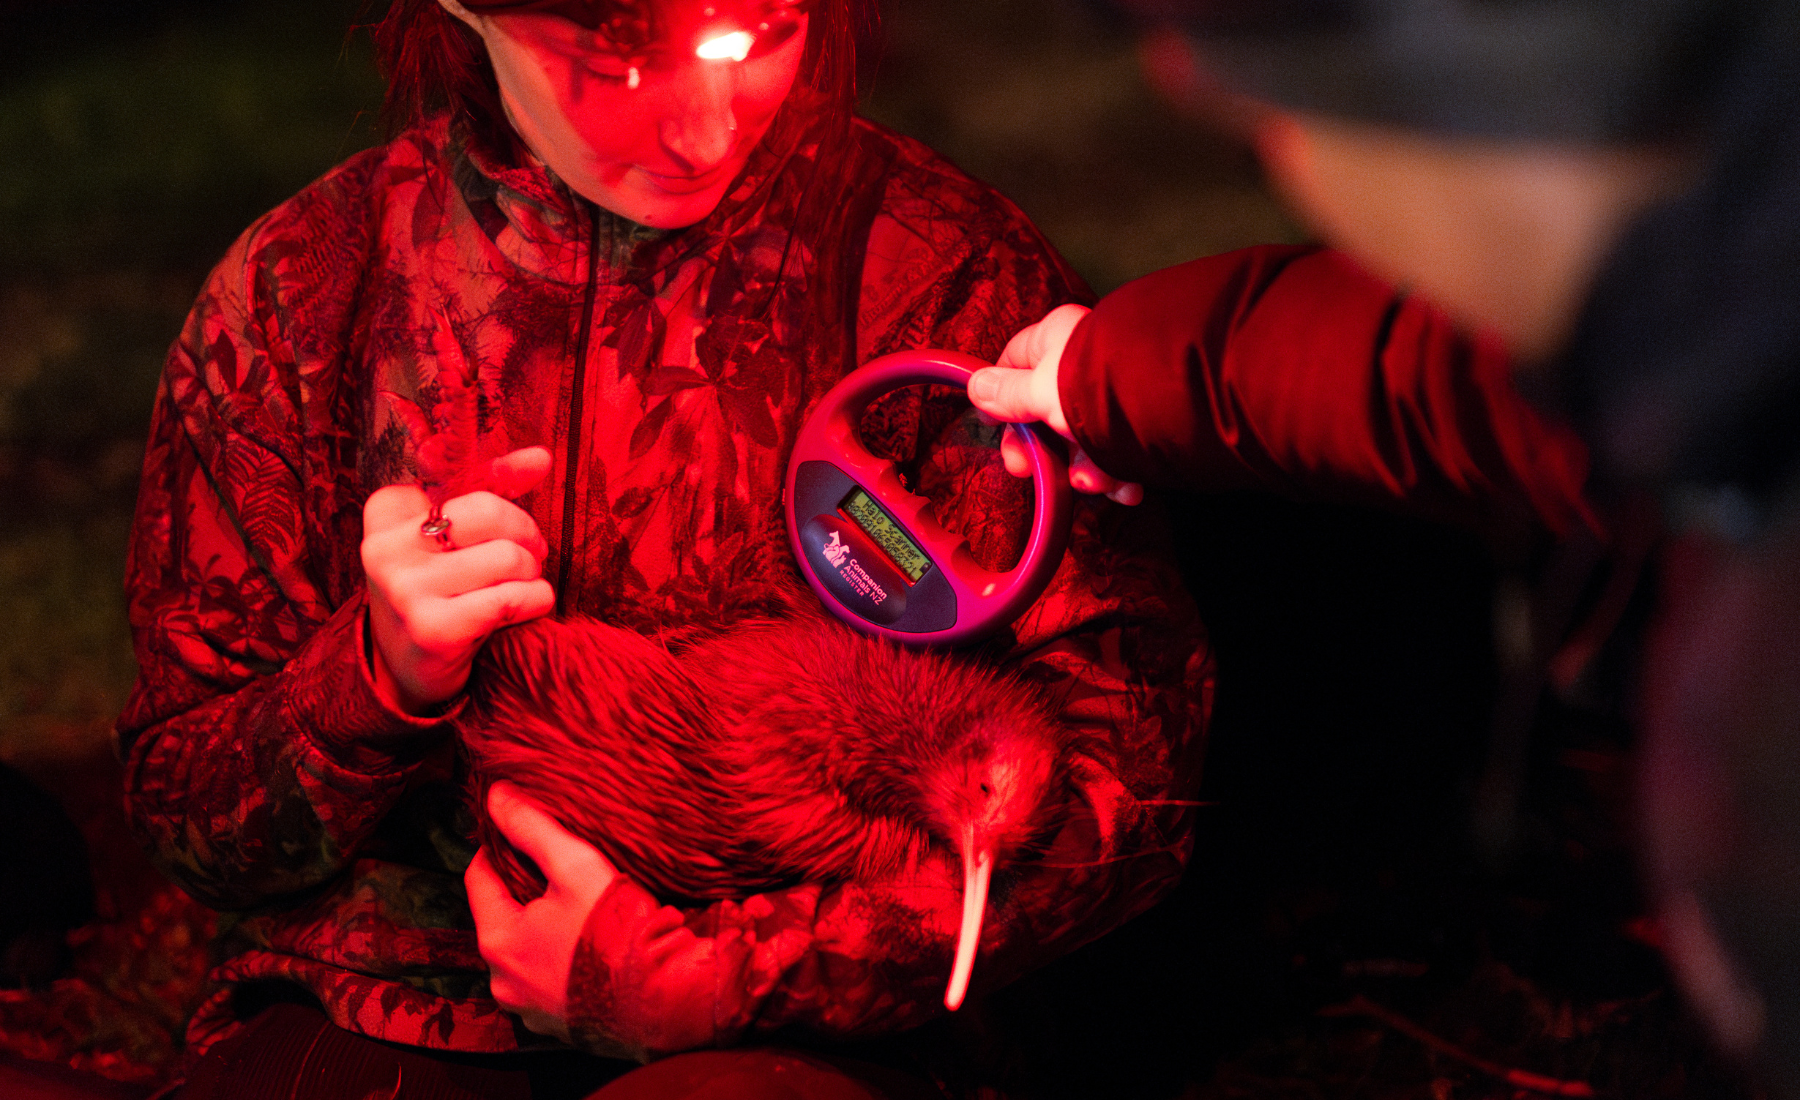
580, 52, 637, 81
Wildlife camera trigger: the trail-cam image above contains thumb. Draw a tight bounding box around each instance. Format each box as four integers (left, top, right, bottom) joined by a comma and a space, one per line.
977, 305, 1085, 438
487, 783, 615, 893
968, 366, 1044, 425
484, 446, 553, 501
464, 844, 523, 920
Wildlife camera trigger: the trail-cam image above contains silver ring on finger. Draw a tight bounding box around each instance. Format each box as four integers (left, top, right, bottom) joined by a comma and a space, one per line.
420, 508, 456, 551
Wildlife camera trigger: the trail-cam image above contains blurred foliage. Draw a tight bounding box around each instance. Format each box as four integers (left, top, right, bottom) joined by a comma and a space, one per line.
0, 11, 386, 1082
0, 516, 137, 759
864, 0, 1302, 294
0, 4, 385, 756
0, 2, 384, 276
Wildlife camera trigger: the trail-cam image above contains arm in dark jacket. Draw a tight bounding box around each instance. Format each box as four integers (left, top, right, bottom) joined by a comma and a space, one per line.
1059, 245, 1602, 540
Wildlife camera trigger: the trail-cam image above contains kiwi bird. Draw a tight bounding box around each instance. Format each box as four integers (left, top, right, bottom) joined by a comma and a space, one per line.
458, 610, 1070, 1011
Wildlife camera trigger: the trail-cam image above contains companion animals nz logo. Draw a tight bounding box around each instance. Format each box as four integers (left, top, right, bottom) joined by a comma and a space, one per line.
823, 529, 851, 568
821, 529, 890, 606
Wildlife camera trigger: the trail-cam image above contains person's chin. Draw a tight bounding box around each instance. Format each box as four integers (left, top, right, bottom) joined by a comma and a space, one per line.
634, 194, 725, 228
581, 168, 736, 228
629, 167, 739, 226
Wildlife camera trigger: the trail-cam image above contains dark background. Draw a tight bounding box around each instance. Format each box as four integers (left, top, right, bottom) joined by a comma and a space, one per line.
0, 1, 1756, 1096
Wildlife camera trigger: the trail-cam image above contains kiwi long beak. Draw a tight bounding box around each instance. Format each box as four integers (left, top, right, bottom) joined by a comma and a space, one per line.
945, 823, 994, 1012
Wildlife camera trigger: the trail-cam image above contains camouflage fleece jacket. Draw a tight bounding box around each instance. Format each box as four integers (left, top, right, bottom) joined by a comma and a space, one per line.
117, 107, 1212, 1063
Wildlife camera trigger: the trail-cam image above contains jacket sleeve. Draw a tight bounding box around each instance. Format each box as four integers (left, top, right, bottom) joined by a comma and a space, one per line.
118, 222, 449, 910
561, 159, 1210, 1059
1059, 245, 1604, 540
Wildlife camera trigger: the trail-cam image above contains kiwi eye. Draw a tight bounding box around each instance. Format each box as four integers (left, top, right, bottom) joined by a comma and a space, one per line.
979, 782, 992, 797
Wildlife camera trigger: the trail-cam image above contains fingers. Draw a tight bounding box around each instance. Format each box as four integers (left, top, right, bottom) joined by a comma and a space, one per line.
365, 489, 549, 561
1070, 447, 1144, 506
471, 785, 605, 1044
454, 578, 558, 631
400, 578, 557, 645
364, 443, 554, 553
365, 513, 548, 623
437, 492, 550, 559
404, 538, 546, 599
365, 445, 551, 532
998, 425, 1032, 478
997, 428, 1143, 504
466, 844, 560, 1034
486, 783, 617, 898
1067, 449, 1117, 496
361, 480, 556, 713
1107, 481, 1145, 506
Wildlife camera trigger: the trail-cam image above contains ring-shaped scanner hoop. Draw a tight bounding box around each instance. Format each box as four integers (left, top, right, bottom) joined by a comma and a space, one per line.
785, 349, 1073, 646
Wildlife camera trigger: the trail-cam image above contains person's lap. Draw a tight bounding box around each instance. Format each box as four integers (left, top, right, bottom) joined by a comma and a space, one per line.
177, 1002, 939, 1100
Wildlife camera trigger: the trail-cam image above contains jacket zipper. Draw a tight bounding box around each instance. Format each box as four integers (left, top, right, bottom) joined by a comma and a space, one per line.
555, 203, 603, 613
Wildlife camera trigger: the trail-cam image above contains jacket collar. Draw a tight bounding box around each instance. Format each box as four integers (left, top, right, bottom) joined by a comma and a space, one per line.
436, 85, 841, 283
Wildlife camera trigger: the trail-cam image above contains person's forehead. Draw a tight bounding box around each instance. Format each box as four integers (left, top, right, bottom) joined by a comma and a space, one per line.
461, 0, 804, 35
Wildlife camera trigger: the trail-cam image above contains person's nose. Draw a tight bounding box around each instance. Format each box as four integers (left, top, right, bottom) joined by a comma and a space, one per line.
658, 62, 737, 172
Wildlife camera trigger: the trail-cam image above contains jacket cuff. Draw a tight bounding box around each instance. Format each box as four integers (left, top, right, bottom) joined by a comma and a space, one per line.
1058, 301, 1142, 484
565, 878, 721, 1063
281, 593, 462, 774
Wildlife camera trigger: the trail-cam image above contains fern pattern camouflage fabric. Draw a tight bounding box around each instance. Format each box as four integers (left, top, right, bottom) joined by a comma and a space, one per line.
117, 104, 1213, 1063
